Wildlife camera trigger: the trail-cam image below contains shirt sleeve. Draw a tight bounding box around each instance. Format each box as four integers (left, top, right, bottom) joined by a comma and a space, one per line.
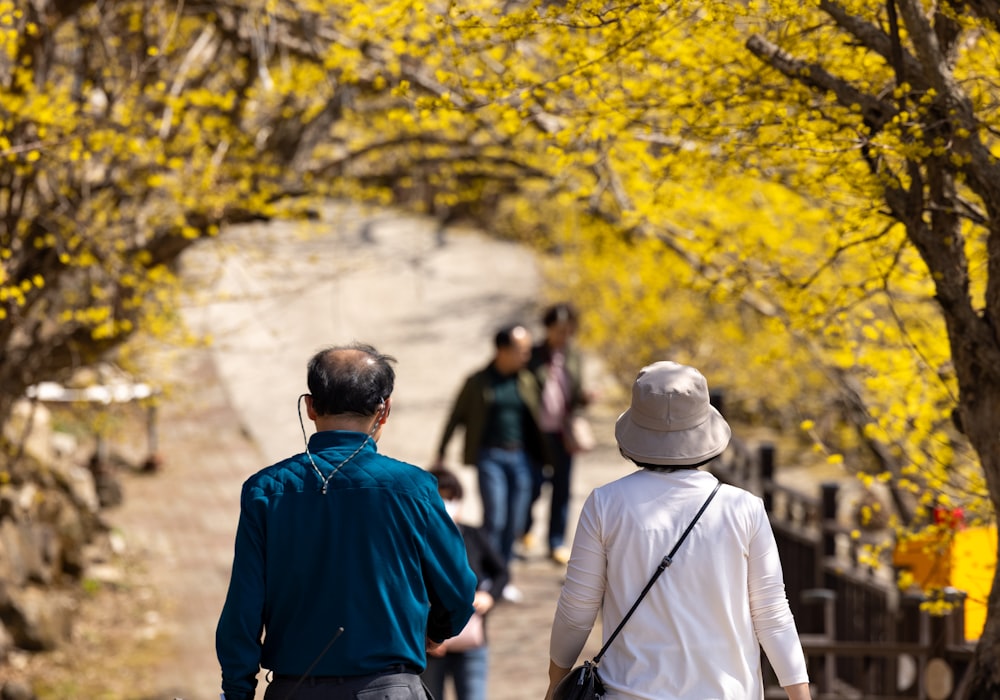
216, 483, 267, 700
437, 376, 473, 458
422, 491, 478, 642
549, 489, 605, 668
468, 525, 509, 597
747, 500, 810, 687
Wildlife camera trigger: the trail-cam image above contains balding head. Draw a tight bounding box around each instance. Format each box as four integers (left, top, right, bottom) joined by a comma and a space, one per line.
493, 324, 532, 375
306, 343, 397, 417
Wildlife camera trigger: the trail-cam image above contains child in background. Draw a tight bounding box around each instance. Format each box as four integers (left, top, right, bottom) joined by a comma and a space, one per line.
425, 467, 509, 700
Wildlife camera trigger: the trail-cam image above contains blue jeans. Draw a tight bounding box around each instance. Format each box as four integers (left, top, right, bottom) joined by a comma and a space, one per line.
422, 645, 489, 700
477, 447, 532, 564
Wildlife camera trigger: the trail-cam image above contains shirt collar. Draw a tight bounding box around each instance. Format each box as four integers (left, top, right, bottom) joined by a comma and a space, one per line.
307, 430, 378, 453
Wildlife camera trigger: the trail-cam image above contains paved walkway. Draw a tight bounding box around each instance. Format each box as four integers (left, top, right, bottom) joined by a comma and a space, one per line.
108, 206, 618, 700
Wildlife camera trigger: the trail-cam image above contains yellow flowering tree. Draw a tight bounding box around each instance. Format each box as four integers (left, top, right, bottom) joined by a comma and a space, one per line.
322, 0, 999, 690
0, 0, 312, 421
465, 1, 999, 690
3, 0, 1000, 691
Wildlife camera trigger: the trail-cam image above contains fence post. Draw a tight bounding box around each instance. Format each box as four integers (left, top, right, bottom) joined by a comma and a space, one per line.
709, 389, 724, 414
759, 443, 775, 513
801, 588, 838, 693
142, 403, 162, 472
95, 432, 109, 468
821, 482, 839, 559
147, 403, 158, 456
943, 588, 967, 646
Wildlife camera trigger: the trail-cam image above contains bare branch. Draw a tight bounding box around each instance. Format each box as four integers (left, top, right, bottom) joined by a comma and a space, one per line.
746, 34, 896, 132
159, 25, 218, 139
894, 0, 957, 95
964, 0, 1000, 32
818, 0, 923, 82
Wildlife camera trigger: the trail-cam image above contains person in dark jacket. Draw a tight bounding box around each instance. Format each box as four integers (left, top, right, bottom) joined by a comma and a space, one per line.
434, 324, 548, 570
526, 302, 592, 565
216, 343, 477, 700
423, 467, 508, 700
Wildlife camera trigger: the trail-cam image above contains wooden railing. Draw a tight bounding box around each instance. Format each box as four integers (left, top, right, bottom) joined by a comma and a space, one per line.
711, 439, 976, 699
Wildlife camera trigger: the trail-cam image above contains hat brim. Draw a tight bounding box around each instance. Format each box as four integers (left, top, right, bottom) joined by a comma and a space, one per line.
615, 405, 732, 466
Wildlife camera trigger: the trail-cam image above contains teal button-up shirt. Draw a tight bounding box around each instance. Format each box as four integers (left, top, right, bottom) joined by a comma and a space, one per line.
216, 431, 477, 700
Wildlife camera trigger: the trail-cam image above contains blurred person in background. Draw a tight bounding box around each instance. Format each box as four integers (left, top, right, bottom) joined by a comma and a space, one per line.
424, 467, 508, 700
525, 302, 592, 565
435, 324, 549, 602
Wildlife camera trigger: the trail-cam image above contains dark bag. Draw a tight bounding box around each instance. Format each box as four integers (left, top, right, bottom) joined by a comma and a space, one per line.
553, 660, 605, 700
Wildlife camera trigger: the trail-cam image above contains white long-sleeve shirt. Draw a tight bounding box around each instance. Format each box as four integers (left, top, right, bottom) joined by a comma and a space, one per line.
550, 468, 809, 700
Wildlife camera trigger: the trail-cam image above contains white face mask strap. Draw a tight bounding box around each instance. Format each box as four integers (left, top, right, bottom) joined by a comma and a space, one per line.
444, 500, 462, 519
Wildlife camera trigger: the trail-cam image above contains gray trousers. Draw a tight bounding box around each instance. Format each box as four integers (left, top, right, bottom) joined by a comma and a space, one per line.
263, 669, 431, 700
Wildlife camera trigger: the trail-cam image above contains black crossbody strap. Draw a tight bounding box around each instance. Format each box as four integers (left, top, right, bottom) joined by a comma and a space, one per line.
593, 480, 721, 664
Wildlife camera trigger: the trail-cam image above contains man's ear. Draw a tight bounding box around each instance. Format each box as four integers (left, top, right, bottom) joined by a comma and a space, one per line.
304, 394, 318, 421
378, 397, 392, 425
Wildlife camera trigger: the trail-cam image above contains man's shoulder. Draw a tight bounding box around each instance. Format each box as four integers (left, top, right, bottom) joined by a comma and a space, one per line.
242, 454, 311, 495
367, 452, 427, 474
356, 453, 438, 493
465, 364, 493, 383
453, 365, 492, 397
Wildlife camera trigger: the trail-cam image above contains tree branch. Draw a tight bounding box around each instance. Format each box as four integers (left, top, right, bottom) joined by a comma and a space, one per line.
818, 0, 923, 82
746, 34, 896, 132
963, 0, 1000, 32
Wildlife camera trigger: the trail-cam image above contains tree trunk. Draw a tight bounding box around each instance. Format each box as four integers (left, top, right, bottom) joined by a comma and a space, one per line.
952, 341, 1000, 698
966, 541, 1000, 698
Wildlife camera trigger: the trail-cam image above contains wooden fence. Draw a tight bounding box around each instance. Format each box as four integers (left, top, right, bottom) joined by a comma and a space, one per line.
710, 437, 977, 700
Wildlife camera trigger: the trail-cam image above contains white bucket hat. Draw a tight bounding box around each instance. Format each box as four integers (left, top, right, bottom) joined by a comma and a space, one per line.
615, 361, 731, 466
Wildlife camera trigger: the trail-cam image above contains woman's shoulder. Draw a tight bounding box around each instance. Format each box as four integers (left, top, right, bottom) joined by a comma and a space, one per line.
714, 477, 762, 500
712, 480, 770, 526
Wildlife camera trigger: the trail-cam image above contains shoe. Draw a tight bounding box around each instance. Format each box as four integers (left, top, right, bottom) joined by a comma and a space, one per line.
501, 584, 524, 603
550, 546, 571, 565
512, 532, 534, 560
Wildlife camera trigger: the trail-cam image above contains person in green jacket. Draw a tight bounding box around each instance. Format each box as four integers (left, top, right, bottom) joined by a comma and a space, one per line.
435, 324, 548, 576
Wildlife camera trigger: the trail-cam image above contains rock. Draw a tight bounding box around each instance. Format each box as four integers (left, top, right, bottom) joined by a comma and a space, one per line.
84, 563, 124, 587
1, 586, 73, 651
0, 519, 50, 586
50, 462, 100, 515
0, 617, 12, 660
3, 401, 54, 468
0, 386, 125, 676
0, 680, 35, 700
49, 431, 78, 459
94, 471, 123, 509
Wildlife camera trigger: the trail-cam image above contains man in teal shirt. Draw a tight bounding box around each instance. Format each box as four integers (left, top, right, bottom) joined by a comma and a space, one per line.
216, 343, 477, 700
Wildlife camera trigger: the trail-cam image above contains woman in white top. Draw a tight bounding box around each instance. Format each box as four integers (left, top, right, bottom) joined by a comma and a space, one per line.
546, 361, 812, 700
